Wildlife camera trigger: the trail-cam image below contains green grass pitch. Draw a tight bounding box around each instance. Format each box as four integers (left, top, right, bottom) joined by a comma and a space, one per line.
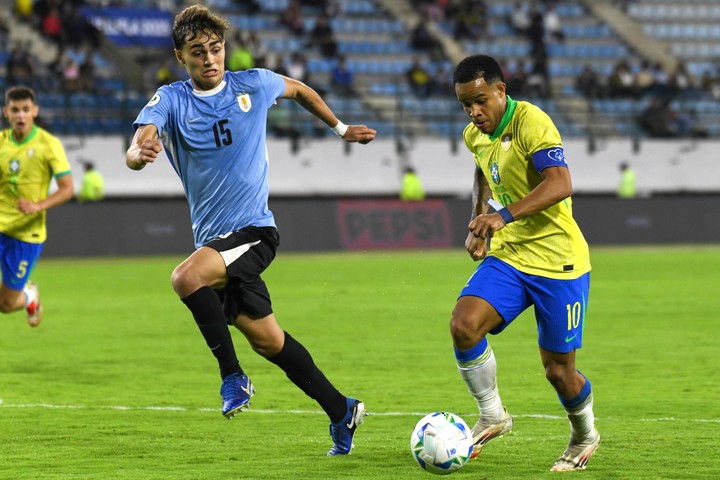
1, 247, 718, 479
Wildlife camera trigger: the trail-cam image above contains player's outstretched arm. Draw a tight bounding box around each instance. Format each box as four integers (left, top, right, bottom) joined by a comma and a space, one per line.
280, 75, 376, 144
126, 124, 162, 170
17, 174, 74, 215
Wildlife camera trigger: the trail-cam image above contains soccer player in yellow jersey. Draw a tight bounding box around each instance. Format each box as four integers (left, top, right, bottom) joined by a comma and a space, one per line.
449, 55, 600, 472
0, 86, 73, 326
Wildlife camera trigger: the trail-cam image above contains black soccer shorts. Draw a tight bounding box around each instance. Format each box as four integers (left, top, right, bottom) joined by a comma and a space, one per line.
204, 226, 280, 321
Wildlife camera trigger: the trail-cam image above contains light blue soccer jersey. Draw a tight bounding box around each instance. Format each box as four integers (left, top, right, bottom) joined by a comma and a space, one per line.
133, 69, 286, 247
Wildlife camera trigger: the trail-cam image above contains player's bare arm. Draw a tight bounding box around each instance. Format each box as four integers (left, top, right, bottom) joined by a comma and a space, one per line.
466, 168, 492, 261
502, 166, 572, 220
280, 75, 376, 144
126, 124, 162, 170
16, 174, 74, 214
469, 166, 572, 243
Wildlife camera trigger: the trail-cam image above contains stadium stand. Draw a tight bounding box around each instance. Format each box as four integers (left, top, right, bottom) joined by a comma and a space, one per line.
1, 0, 719, 140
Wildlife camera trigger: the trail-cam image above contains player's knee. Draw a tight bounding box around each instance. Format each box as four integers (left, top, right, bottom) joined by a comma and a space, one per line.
449, 313, 481, 347
0, 296, 19, 313
171, 264, 196, 297
544, 363, 572, 390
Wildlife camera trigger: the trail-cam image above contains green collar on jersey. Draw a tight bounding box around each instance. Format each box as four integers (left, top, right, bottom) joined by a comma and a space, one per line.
10, 125, 39, 146
488, 96, 517, 141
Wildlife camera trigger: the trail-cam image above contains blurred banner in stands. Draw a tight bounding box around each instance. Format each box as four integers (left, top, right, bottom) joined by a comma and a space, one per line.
81, 7, 173, 47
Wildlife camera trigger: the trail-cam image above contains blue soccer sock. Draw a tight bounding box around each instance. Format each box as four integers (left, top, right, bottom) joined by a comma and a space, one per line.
455, 338, 505, 422
558, 371, 596, 442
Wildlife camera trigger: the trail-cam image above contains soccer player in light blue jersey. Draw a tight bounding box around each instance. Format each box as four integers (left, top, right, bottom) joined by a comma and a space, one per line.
125, 5, 376, 456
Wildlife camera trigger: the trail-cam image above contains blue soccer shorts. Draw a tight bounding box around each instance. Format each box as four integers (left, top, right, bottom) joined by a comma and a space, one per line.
0, 233, 44, 291
459, 256, 590, 353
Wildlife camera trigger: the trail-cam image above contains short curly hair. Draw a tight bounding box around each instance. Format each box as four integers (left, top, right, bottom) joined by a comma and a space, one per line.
453, 54, 505, 85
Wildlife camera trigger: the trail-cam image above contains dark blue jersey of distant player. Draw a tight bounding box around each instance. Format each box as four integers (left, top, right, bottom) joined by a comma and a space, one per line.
133, 69, 286, 247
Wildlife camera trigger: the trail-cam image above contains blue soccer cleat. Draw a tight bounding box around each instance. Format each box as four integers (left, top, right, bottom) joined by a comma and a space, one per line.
327, 398, 367, 456
220, 372, 255, 419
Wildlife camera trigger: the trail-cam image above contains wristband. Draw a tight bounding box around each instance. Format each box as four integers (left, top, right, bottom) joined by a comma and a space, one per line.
332, 121, 348, 138
497, 207, 515, 224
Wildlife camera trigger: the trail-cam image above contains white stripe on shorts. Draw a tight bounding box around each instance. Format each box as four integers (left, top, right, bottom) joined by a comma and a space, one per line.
219, 240, 261, 267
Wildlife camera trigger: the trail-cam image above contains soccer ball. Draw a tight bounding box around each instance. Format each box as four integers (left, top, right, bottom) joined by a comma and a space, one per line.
410, 412, 474, 475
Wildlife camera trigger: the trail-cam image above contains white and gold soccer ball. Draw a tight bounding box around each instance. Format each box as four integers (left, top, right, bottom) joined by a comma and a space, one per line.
410, 412, 474, 475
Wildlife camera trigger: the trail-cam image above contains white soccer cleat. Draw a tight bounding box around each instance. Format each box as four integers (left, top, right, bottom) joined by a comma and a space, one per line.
470, 406, 513, 458
551, 428, 601, 472
25, 282, 43, 327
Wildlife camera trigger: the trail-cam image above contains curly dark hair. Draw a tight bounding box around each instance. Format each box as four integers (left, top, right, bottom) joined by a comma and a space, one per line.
453, 54, 505, 85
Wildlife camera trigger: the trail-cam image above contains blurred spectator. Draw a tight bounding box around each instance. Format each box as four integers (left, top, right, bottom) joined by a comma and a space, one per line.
279, 0, 305, 37
672, 107, 709, 138
607, 60, 635, 98
78, 53, 97, 92
156, 59, 180, 87
504, 60, 528, 97
309, 15, 337, 59
410, 15, 444, 59
526, 55, 550, 98
636, 97, 674, 137
0, 16, 9, 51
700, 68, 720, 100
267, 100, 300, 141
285, 52, 309, 84
227, 33, 255, 71
406, 58, 434, 98
15, 0, 33, 22
48, 46, 68, 78
6, 45, 35, 86
330, 56, 354, 96
617, 162, 636, 199
40, 6, 63, 46
452, 0, 488, 41
508, 1, 531, 35
265, 52, 288, 76
543, 3, 564, 43
63, 6, 94, 48
634, 60, 655, 97
62, 58, 81, 92
77, 161, 105, 202
576, 64, 602, 99
400, 166, 425, 201
525, 9, 547, 62
669, 61, 698, 98
650, 62, 671, 98
246, 32, 268, 68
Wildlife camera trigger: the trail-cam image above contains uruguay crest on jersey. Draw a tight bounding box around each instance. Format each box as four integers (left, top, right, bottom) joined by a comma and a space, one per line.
237, 92, 251, 112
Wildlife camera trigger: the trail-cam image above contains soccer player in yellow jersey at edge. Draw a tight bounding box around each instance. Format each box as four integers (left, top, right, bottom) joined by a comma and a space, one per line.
450, 55, 600, 472
0, 86, 73, 327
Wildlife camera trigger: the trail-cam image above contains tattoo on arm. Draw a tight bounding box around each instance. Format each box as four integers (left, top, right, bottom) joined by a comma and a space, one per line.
471, 168, 491, 219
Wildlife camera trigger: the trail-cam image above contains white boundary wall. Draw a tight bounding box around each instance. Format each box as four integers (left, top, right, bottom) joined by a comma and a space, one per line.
62, 136, 720, 197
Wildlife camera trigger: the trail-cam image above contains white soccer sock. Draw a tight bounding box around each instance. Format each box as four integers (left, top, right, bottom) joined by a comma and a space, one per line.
23, 285, 37, 307
457, 346, 505, 422
565, 393, 596, 443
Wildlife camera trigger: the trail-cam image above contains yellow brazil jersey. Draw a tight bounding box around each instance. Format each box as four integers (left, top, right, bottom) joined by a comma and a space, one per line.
462, 97, 590, 279
0, 126, 71, 243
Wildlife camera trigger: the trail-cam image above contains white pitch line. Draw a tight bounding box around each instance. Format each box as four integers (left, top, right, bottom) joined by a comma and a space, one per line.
0, 401, 718, 423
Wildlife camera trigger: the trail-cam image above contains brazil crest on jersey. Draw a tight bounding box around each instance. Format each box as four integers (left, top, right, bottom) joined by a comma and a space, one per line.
133, 69, 286, 248
0, 126, 71, 243
462, 97, 590, 278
